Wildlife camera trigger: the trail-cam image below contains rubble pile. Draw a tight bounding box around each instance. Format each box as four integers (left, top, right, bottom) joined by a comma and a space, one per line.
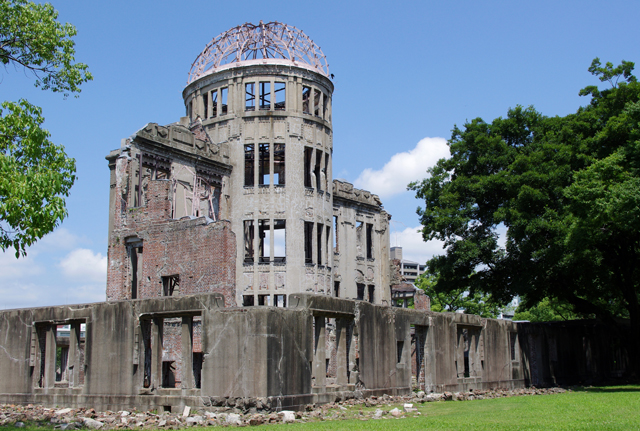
0, 387, 567, 429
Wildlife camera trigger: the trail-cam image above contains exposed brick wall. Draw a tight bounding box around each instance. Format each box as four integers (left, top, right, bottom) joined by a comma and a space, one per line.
107, 159, 236, 306
414, 289, 430, 311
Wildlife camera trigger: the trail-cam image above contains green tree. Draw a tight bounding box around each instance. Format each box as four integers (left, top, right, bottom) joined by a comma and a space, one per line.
513, 298, 578, 322
410, 58, 640, 375
415, 273, 501, 318
0, 0, 92, 256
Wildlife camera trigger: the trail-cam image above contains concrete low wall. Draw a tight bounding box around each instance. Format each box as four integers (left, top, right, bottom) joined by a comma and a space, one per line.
0, 293, 531, 411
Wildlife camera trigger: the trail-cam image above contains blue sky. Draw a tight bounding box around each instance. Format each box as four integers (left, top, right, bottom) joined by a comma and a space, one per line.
2, 0, 639, 309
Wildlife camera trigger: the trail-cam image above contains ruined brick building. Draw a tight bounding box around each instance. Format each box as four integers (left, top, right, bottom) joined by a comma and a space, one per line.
0, 22, 630, 412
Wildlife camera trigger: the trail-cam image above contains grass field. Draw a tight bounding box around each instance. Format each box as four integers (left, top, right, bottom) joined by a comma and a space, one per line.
242, 386, 640, 431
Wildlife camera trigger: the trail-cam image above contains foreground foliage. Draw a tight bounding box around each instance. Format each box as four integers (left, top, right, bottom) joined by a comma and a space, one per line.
0, 0, 91, 256
409, 58, 640, 373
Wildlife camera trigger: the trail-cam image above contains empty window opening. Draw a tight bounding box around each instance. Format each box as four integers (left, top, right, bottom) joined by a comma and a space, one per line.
355, 222, 364, 259
127, 238, 143, 299
162, 275, 180, 296
192, 352, 203, 389
304, 147, 313, 188
325, 153, 330, 190
366, 223, 373, 259
326, 226, 331, 267
211, 90, 218, 118
357, 283, 365, 301
273, 220, 286, 262
259, 219, 270, 263
259, 82, 271, 110
314, 89, 321, 117
142, 320, 152, 388
304, 221, 314, 264
203, 93, 208, 119
397, 340, 404, 364
458, 327, 471, 378
302, 86, 311, 114
317, 224, 324, 266
333, 216, 339, 253
275, 294, 286, 307
162, 361, 176, 388
334, 281, 340, 297
510, 332, 517, 361
258, 294, 270, 306
259, 143, 270, 185
274, 144, 285, 185
55, 345, 69, 383
274, 82, 285, 110
244, 220, 254, 263
245, 83, 255, 111
245, 144, 255, 187
368, 285, 375, 303
243, 295, 255, 307
220, 87, 228, 115
314, 149, 322, 190
322, 93, 328, 119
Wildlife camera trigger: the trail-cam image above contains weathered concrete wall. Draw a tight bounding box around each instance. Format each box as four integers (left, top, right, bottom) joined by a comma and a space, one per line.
0, 294, 534, 412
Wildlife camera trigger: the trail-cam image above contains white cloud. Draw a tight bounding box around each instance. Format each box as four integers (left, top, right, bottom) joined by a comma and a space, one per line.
354, 137, 449, 199
390, 225, 445, 265
59, 248, 107, 283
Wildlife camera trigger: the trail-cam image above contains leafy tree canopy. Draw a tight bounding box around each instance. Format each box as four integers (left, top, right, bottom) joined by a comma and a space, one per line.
0, 0, 91, 256
410, 58, 640, 373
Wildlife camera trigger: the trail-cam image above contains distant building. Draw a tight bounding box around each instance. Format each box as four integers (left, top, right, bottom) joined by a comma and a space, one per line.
390, 246, 426, 283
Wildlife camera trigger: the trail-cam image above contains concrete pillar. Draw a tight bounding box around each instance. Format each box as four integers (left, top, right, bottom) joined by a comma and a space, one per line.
335, 318, 348, 385
312, 316, 326, 387
181, 317, 193, 389
152, 317, 163, 389
68, 322, 81, 387
44, 325, 56, 388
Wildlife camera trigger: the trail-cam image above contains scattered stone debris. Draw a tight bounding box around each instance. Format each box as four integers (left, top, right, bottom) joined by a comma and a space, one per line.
0, 388, 567, 429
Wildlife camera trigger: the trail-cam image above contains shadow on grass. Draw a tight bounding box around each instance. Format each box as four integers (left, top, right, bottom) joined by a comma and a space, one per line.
571, 384, 640, 393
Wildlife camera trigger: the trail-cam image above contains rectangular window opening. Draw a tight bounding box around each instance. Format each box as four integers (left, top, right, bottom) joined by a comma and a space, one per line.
314, 149, 322, 190
322, 93, 328, 119
192, 352, 203, 389
274, 144, 285, 186
258, 294, 270, 306
326, 226, 331, 267
510, 333, 517, 361
220, 87, 228, 115
397, 340, 404, 364
304, 221, 313, 264
203, 93, 208, 119
244, 220, 254, 263
357, 283, 365, 301
127, 238, 143, 299
162, 361, 176, 388
259, 143, 270, 185
302, 86, 311, 114
304, 147, 313, 188
366, 223, 373, 259
55, 345, 69, 383
316, 224, 324, 266
274, 82, 285, 110
314, 89, 321, 117
162, 275, 180, 296
334, 281, 340, 298
245, 82, 255, 111
211, 90, 218, 118
244, 144, 255, 187
243, 295, 255, 307
259, 219, 270, 263
368, 285, 375, 303
275, 294, 286, 307
356, 222, 364, 259
259, 82, 271, 110
273, 220, 286, 263
333, 215, 339, 253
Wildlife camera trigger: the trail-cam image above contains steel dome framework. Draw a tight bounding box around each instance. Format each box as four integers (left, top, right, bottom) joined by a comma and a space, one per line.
188, 21, 329, 83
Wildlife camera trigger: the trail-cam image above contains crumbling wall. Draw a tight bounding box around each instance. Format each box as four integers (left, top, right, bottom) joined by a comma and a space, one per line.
107, 180, 236, 306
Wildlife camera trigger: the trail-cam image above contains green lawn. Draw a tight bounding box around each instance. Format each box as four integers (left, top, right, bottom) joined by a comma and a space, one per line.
244, 386, 640, 431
